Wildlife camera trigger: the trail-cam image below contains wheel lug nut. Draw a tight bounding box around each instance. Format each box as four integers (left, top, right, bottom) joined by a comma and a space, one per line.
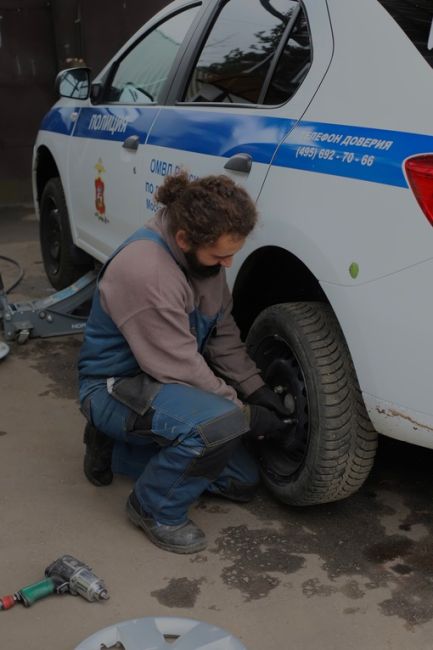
284, 393, 296, 414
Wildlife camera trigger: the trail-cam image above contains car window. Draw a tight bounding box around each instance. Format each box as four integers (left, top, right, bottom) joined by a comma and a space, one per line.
378, 0, 433, 69
107, 5, 200, 105
183, 0, 311, 106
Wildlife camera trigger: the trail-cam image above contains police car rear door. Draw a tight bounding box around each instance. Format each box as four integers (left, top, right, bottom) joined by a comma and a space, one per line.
66, 2, 203, 259
142, 0, 333, 218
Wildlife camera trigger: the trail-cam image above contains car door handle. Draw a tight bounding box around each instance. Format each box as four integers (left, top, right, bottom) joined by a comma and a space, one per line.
224, 153, 252, 174
122, 135, 140, 152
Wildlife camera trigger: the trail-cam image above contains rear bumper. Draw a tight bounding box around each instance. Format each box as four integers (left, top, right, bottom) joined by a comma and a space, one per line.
322, 255, 433, 448
364, 394, 433, 448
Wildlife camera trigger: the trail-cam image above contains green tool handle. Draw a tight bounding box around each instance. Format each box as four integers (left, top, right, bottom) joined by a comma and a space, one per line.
18, 578, 57, 607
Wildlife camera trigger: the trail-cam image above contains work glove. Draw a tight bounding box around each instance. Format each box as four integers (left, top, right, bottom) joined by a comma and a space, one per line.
245, 404, 289, 441
246, 385, 294, 418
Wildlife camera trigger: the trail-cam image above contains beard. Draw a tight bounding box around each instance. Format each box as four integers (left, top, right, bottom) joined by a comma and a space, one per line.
184, 250, 222, 278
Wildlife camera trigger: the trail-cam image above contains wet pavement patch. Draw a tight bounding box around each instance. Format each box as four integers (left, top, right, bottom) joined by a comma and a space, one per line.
302, 578, 336, 598
207, 437, 433, 626
364, 538, 414, 563
341, 580, 365, 600
151, 577, 206, 608
212, 524, 304, 601
391, 564, 413, 576
13, 337, 81, 401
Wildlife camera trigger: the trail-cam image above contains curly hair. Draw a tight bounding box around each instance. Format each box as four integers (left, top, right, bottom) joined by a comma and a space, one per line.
155, 171, 258, 247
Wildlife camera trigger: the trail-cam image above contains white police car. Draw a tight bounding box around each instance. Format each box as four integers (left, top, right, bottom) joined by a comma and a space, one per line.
33, 0, 433, 506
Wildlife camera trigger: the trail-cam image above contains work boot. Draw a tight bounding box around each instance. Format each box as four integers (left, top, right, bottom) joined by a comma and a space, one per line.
83, 423, 114, 486
126, 491, 207, 554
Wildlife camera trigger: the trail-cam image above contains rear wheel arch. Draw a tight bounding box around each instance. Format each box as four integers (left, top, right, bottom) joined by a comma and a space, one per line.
232, 246, 378, 505
232, 246, 327, 338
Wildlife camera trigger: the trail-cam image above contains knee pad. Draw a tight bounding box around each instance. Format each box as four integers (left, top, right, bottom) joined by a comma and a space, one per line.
186, 405, 249, 481
187, 437, 241, 482
196, 405, 249, 447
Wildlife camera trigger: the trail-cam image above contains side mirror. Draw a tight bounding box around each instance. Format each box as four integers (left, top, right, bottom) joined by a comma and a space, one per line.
55, 67, 91, 100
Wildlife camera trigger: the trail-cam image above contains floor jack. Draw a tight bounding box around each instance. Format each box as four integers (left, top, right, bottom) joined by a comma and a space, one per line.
0, 270, 97, 358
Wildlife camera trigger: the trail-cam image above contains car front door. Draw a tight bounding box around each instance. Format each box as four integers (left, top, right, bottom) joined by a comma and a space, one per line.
67, 2, 202, 260
142, 0, 333, 223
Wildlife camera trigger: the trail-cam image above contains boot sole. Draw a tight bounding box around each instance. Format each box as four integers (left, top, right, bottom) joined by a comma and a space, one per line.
126, 500, 207, 554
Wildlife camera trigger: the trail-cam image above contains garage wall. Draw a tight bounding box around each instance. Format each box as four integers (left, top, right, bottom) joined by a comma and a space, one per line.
0, 0, 171, 204
0, 0, 57, 203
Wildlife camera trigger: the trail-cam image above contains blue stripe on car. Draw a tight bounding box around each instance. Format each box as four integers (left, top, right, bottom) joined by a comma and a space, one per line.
40, 106, 433, 188
147, 108, 293, 164
40, 107, 79, 136
41, 106, 160, 142
272, 120, 433, 189
73, 107, 160, 142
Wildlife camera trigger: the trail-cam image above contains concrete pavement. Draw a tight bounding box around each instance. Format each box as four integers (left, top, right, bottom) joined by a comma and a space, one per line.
1, 206, 433, 649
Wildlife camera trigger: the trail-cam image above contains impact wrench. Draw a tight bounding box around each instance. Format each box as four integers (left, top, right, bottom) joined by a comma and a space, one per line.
0, 555, 109, 610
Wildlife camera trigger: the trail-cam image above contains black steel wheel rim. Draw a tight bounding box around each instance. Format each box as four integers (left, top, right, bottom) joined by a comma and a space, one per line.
251, 334, 310, 483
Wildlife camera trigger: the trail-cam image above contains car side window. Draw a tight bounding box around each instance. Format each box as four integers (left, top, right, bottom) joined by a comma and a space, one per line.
107, 5, 200, 105
183, 0, 311, 106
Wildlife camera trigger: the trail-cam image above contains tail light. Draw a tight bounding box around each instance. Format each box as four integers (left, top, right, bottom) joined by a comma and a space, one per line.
405, 155, 433, 227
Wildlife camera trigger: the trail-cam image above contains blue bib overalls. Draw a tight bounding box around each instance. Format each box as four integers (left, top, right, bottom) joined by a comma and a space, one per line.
78, 228, 259, 525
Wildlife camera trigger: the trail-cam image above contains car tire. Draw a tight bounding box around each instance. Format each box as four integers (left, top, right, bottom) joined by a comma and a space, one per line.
246, 302, 378, 506
40, 177, 93, 290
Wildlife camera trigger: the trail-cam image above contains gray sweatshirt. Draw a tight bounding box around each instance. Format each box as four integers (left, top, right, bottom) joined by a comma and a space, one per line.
99, 211, 264, 407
